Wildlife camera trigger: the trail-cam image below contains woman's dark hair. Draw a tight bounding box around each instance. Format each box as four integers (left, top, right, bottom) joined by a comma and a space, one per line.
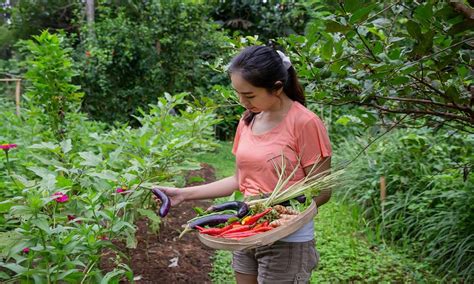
228, 45, 305, 125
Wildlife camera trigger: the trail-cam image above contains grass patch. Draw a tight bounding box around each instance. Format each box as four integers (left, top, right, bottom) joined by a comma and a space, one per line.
196, 141, 235, 179
312, 201, 439, 283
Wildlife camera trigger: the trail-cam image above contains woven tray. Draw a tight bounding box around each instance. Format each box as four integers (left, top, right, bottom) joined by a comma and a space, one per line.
197, 200, 317, 251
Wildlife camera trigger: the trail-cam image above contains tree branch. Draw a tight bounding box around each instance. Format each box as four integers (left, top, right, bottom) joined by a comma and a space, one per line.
370, 103, 474, 124
354, 28, 380, 62
450, 1, 474, 19
373, 95, 468, 111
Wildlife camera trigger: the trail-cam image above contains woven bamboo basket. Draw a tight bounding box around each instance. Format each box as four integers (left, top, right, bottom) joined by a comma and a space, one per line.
197, 200, 317, 251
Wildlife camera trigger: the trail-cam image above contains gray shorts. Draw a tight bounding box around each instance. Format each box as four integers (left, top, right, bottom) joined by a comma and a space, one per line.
232, 240, 319, 284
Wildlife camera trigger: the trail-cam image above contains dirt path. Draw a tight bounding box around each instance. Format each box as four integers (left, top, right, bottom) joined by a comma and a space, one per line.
102, 163, 217, 283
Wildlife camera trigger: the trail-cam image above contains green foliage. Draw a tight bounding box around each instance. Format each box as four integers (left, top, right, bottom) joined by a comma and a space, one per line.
77, 1, 231, 123
312, 201, 439, 282
210, 0, 312, 42
335, 128, 473, 281
7, 0, 80, 41
281, 0, 474, 131
20, 30, 84, 140
0, 90, 219, 281
196, 141, 235, 179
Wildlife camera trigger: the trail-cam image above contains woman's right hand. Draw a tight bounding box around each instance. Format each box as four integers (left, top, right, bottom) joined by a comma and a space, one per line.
154, 186, 187, 207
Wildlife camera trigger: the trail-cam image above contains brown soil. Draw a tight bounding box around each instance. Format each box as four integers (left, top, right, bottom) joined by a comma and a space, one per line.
101, 163, 218, 283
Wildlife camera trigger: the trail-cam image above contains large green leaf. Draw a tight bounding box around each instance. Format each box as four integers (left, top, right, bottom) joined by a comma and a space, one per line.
349, 4, 376, 24
406, 20, 422, 40
321, 38, 334, 60
325, 20, 350, 33
79, 151, 103, 167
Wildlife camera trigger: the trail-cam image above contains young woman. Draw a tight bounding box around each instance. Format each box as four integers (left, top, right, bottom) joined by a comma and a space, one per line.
158, 45, 332, 284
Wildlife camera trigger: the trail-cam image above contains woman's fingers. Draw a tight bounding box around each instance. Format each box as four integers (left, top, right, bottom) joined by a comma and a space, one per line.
153, 187, 183, 206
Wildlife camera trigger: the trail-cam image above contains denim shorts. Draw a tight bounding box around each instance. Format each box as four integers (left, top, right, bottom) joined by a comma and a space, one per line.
232, 240, 319, 284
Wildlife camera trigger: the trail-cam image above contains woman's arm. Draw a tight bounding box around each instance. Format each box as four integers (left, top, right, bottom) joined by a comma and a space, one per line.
303, 156, 332, 207
181, 175, 239, 201
158, 169, 239, 206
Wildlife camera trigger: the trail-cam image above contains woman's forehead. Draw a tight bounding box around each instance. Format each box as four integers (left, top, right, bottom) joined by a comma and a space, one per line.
230, 73, 253, 91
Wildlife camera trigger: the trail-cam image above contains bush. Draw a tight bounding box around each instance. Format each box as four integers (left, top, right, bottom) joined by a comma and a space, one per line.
76, 1, 230, 124
335, 128, 474, 281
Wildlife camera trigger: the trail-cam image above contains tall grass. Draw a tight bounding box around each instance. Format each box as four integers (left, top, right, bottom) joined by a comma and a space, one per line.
335, 128, 474, 281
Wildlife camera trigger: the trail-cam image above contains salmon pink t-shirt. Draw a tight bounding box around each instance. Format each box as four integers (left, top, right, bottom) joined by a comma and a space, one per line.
232, 101, 332, 197
232, 101, 331, 242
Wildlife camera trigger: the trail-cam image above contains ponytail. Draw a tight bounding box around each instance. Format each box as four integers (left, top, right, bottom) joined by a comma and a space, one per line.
284, 66, 305, 107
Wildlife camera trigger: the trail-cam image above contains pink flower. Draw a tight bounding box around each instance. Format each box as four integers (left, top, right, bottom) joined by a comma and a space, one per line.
22, 247, 30, 253
52, 192, 69, 203
116, 187, 129, 194
0, 144, 17, 151
99, 235, 109, 241
67, 214, 82, 224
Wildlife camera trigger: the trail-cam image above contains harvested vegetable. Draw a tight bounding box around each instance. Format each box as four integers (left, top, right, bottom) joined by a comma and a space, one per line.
273, 205, 299, 215
278, 195, 306, 206
151, 188, 171, 217
188, 213, 236, 229
219, 225, 252, 236
205, 201, 249, 218
241, 208, 273, 226
246, 156, 344, 207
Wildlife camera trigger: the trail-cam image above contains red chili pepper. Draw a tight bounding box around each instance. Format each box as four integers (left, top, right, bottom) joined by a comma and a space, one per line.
221, 231, 258, 239
242, 208, 273, 226
196, 224, 234, 236
252, 226, 273, 233
253, 223, 263, 230
204, 229, 225, 235
219, 225, 251, 236
253, 220, 270, 230
195, 226, 205, 232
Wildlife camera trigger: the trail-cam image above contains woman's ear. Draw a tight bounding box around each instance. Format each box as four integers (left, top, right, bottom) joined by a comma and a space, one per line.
273, 81, 284, 95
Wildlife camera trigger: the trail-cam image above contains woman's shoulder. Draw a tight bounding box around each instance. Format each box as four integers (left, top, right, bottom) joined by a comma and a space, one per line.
290, 101, 324, 125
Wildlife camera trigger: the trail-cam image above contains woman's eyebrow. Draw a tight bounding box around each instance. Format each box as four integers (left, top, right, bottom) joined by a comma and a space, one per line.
231, 87, 253, 95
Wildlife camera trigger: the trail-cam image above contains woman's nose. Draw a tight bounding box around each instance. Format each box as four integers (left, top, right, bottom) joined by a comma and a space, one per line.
238, 95, 248, 106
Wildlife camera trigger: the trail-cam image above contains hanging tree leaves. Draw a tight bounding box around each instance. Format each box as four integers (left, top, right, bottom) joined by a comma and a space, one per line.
282, 0, 474, 131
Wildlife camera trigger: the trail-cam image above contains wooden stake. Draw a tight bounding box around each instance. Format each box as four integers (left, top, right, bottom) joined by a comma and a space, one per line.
380, 176, 386, 203
15, 79, 21, 116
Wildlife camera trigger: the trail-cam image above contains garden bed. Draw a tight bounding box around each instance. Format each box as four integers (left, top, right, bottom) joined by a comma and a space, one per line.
101, 163, 217, 283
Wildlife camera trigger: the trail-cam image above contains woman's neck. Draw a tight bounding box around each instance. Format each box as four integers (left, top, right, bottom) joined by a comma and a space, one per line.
257, 94, 294, 121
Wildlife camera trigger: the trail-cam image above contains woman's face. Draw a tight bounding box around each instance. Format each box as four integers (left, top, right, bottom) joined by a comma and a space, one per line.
230, 73, 282, 113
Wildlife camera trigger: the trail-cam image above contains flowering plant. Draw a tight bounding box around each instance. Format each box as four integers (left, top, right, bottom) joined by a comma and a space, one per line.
0, 144, 17, 151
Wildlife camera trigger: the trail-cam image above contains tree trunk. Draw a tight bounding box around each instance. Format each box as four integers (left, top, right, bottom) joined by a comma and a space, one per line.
86, 0, 95, 39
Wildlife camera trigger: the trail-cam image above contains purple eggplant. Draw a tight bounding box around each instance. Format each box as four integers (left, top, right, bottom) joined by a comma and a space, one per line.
206, 201, 249, 218
278, 195, 307, 207
151, 188, 171, 217
189, 214, 236, 229
295, 195, 307, 203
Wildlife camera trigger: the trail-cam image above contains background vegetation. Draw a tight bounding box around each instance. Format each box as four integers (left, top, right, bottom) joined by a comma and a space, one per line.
0, 0, 472, 282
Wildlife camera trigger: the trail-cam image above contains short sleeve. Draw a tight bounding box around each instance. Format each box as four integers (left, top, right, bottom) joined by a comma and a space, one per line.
232, 119, 244, 155
296, 116, 332, 168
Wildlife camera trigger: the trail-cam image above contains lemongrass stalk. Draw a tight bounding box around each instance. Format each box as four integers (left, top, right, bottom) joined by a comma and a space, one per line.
247, 168, 345, 206
264, 154, 303, 207
266, 155, 326, 206
272, 168, 330, 200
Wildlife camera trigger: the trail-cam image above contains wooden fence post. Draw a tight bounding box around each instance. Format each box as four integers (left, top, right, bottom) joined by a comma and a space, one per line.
15, 79, 21, 116
380, 176, 386, 203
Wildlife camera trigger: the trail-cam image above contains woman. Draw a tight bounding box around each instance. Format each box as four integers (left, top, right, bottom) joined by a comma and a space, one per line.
159, 45, 332, 284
